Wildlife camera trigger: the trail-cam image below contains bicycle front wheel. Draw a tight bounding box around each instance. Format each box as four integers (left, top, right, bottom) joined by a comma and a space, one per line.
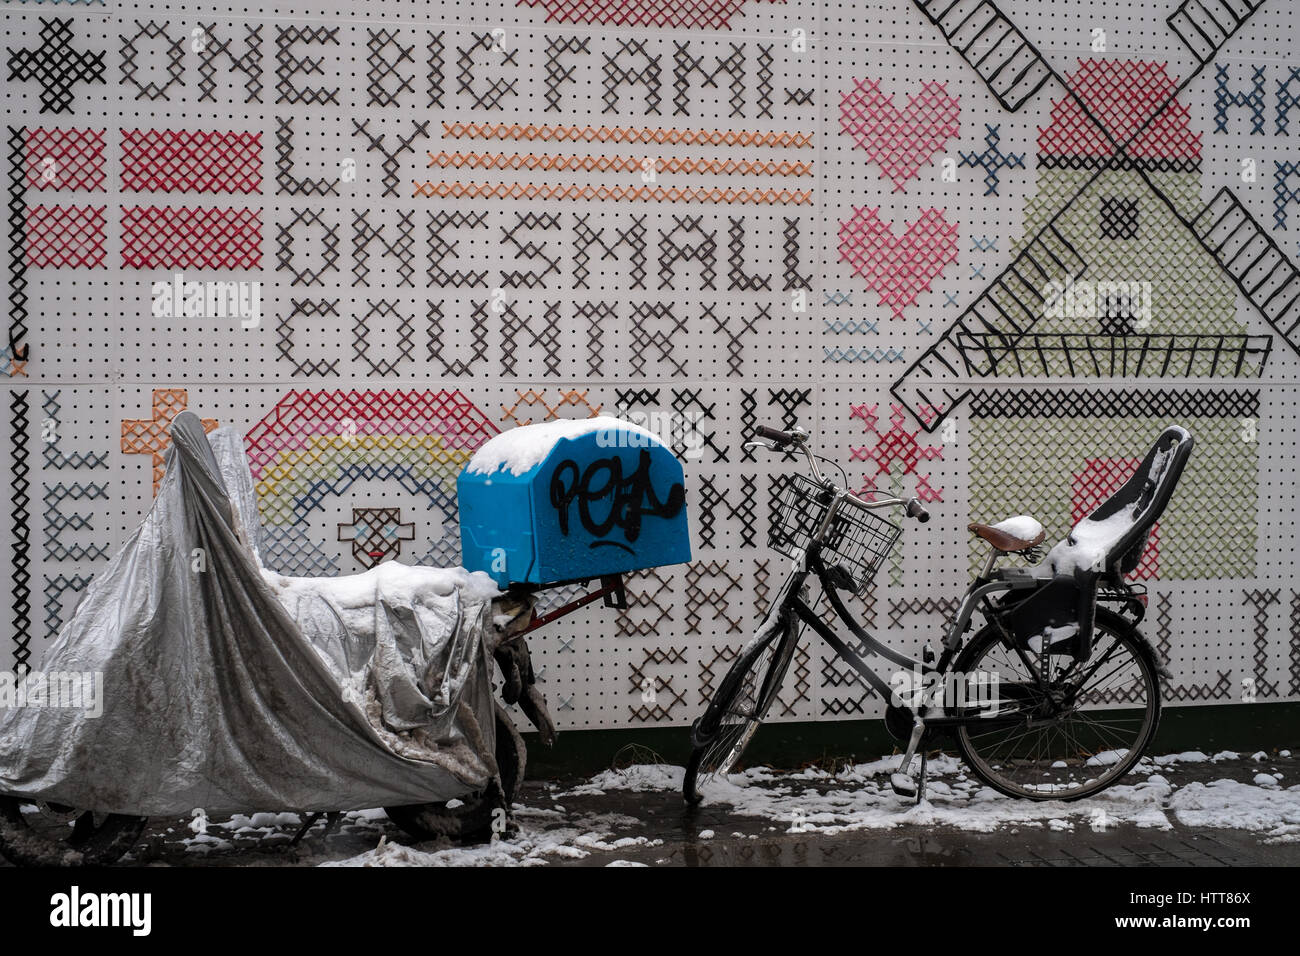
683, 615, 797, 805
953, 609, 1161, 801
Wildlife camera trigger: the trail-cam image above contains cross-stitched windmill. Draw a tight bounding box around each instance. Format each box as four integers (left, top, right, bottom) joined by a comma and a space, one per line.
990, 59, 1261, 371
963, 63, 1265, 581
894, 0, 1297, 430
890, 0, 1279, 582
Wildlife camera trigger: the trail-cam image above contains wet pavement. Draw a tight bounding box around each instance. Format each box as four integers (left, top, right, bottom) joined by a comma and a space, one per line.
14, 750, 1288, 867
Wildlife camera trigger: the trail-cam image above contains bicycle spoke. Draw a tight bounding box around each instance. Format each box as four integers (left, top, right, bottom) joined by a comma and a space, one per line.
958, 622, 1157, 797
686, 620, 802, 801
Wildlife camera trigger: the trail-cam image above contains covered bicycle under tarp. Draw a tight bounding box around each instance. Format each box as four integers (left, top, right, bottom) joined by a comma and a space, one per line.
0, 413, 505, 817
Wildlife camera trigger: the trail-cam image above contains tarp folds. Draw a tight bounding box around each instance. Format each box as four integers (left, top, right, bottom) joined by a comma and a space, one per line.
0, 413, 501, 816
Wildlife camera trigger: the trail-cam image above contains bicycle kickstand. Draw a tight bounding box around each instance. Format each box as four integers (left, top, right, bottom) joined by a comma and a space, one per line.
890, 716, 926, 801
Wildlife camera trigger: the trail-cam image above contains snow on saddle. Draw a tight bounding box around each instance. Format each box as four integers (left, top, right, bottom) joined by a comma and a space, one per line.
967, 514, 1045, 552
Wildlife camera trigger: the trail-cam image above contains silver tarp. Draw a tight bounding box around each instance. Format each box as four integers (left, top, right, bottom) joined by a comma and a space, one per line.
0, 412, 500, 815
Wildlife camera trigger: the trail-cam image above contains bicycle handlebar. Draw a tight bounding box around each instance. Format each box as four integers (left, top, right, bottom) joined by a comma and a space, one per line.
750, 423, 933, 523
754, 425, 796, 447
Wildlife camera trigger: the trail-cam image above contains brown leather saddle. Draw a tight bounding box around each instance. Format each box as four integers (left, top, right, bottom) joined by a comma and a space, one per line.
967, 520, 1046, 553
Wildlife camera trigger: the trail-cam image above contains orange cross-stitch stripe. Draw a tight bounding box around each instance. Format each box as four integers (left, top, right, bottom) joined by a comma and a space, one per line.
441, 122, 814, 149
427, 151, 813, 177
412, 181, 812, 204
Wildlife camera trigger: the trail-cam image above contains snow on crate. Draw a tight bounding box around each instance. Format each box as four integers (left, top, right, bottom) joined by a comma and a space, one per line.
465, 416, 659, 477
458, 417, 691, 587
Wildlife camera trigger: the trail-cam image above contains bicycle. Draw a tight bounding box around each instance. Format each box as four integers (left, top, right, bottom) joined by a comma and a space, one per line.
683, 423, 1193, 805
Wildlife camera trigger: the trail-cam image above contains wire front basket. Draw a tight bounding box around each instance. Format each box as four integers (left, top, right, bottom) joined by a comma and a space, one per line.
768, 473, 902, 594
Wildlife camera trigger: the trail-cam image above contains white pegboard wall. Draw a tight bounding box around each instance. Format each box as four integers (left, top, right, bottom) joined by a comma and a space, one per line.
3, 0, 1299, 731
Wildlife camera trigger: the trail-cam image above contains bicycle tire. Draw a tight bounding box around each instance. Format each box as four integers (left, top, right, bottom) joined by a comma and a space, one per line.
953, 608, 1161, 801
0, 798, 147, 867
683, 614, 798, 805
385, 703, 526, 844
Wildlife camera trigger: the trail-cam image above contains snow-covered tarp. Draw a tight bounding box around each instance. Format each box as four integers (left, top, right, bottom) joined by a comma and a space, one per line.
0, 412, 503, 816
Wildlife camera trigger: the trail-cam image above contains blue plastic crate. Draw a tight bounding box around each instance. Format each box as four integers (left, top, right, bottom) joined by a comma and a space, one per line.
458, 418, 692, 587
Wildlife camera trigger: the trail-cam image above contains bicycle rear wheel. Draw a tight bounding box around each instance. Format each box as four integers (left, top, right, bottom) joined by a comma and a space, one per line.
683, 615, 797, 805
953, 608, 1161, 801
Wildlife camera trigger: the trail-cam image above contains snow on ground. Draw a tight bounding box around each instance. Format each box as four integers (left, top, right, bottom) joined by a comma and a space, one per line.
322, 810, 663, 867
559, 751, 1297, 837
1167, 778, 1300, 843
308, 750, 1300, 866
561, 754, 1174, 835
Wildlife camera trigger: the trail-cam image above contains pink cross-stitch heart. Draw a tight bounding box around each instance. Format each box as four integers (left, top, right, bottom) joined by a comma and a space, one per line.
837, 207, 959, 319
839, 78, 960, 191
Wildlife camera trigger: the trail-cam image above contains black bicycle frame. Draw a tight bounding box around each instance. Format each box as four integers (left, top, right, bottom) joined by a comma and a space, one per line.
780, 546, 1034, 731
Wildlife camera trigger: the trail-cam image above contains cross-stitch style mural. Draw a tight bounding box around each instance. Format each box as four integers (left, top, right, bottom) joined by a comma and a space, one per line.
4, 0, 1298, 733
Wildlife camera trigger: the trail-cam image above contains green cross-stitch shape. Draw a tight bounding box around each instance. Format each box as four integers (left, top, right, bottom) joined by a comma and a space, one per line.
968, 413, 1255, 579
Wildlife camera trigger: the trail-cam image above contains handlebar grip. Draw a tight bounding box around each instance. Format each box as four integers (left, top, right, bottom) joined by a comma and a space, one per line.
905, 498, 931, 523
755, 425, 795, 446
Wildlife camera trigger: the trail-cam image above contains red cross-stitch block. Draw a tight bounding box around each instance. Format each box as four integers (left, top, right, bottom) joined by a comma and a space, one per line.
120, 206, 263, 269
23, 127, 106, 192
837, 206, 958, 319
1037, 60, 1202, 162
838, 78, 960, 191
517, 0, 782, 29
24, 205, 107, 268
243, 389, 499, 480
1071, 457, 1159, 579
848, 403, 944, 501
120, 129, 263, 194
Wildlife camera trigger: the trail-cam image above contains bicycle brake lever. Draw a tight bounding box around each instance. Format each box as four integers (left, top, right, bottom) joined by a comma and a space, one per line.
742, 439, 778, 451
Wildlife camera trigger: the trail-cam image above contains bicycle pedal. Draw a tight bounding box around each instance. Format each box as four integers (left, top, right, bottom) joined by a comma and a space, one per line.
889, 772, 917, 798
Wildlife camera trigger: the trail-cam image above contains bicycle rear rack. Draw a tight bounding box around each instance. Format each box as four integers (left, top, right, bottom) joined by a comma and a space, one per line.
512, 574, 627, 635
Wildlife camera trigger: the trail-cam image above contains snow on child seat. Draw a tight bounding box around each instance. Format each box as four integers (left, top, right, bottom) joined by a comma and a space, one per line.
465, 416, 661, 477
1038, 441, 1175, 577
1040, 507, 1140, 576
